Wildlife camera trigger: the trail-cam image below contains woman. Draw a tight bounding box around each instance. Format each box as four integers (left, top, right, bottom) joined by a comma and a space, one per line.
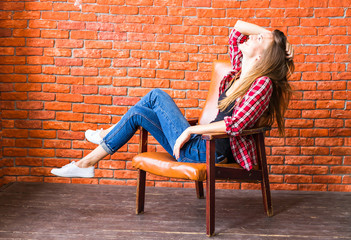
51, 20, 294, 178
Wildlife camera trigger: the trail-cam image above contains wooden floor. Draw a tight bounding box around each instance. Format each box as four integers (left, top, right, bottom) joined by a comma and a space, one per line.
0, 182, 350, 240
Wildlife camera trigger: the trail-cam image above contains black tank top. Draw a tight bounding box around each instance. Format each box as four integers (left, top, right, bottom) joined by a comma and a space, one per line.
210, 89, 236, 163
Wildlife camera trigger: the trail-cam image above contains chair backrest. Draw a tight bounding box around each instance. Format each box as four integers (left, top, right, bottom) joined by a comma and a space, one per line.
198, 60, 232, 125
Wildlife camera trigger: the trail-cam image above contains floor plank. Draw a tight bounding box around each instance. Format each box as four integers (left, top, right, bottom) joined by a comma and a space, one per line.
0, 182, 350, 239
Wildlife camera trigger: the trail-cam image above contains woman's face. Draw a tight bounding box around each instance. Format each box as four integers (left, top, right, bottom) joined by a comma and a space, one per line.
239, 32, 274, 60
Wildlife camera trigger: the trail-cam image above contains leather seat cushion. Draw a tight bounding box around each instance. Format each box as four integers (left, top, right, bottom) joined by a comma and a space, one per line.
132, 152, 255, 182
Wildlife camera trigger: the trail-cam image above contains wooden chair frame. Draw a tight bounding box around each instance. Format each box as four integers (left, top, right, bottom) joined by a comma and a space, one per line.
135, 123, 273, 236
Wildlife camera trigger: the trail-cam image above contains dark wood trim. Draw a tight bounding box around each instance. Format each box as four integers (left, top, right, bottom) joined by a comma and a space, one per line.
214, 166, 262, 182
139, 127, 148, 153
257, 132, 273, 217
195, 181, 204, 199
187, 118, 199, 126
202, 126, 272, 140
136, 169, 146, 214
206, 139, 216, 237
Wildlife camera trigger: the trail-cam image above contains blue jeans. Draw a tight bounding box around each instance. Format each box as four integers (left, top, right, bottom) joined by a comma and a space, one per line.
100, 89, 222, 163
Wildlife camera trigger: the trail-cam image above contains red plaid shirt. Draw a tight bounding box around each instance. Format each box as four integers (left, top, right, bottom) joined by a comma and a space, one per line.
218, 29, 273, 171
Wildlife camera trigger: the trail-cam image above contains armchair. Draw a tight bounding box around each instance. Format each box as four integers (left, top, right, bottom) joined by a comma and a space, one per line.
132, 60, 273, 236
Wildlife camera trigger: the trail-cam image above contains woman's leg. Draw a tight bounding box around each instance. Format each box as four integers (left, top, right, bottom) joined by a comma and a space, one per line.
77, 89, 190, 167
100, 89, 190, 156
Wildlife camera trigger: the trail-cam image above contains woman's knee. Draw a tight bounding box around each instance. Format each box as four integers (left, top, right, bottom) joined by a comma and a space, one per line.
149, 88, 170, 99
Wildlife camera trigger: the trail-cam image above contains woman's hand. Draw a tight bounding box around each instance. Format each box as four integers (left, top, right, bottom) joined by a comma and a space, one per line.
286, 41, 294, 60
173, 128, 191, 160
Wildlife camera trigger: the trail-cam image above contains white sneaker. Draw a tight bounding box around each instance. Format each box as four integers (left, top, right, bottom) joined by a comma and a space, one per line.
50, 161, 95, 178
85, 128, 103, 144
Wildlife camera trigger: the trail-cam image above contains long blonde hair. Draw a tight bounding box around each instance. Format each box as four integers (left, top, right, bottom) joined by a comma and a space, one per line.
218, 30, 294, 136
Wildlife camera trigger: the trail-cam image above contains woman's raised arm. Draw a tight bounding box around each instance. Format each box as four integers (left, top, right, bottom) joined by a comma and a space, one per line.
234, 20, 270, 36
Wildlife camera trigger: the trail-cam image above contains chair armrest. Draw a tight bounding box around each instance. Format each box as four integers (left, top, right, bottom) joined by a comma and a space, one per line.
187, 118, 198, 126
202, 126, 271, 140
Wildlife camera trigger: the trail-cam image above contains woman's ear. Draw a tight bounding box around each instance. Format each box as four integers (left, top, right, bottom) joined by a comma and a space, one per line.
255, 54, 261, 62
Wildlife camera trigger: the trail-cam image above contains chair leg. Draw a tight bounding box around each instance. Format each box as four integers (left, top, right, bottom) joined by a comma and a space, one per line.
195, 181, 204, 199
136, 169, 146, 214
257, 133, 273, 217
206, 140, 216, 236
261, 170, 273, 217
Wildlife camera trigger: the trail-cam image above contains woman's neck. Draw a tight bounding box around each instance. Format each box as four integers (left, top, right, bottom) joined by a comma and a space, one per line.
239, 56, 255, 81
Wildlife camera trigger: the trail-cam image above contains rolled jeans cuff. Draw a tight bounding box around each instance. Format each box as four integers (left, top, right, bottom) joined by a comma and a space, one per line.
100, 140, 114, 155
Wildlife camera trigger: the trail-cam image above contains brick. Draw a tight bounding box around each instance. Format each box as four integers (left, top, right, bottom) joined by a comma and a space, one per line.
300, 166, 329, 175
313, 175, 342, 184
156, 70, 184, 79
113, 97, 140, 106
141, 79, 169, 88
17, 176, 44, 183
43, 66, 70, 75
0, 56, 25, 65
300, 129, 329, 137
57, 112, 83, 122
15, 65, 41, 74
285, 175, 312, 184
71, 85, 98, 94
28, 92, 55, 101
329, 128, 351, 137
156, 34, 184, 43
44, 102, 71, 111
16, 139, 42, 148
185, 71, 211, 81
285, 156, 313, 165
300, 0, 327, 7
14, 83, 42, 92
299, 184, 327, 192
43, 84, 70, 93
0, 2, 24, 10
56, 76, 82, 85
329, 0, 351, 7
141, 60, 169, 69
56, 149, 82, 158
56, 40, 83, 49
102, 49, 129, 58
0, 20, 27, 29
99, 68, 127, 77
4, 167, 29, 175
168, 7, 196, 16
100, 106, 127, 115
84, 77, 112, 86
0, 38, 25, 47
315, 119, 344, 128
44, 48, 71, 57
328, 185, 351, 192
113, 78, 140, 87
56, 93, 83, 102
330, 148, 351, 156
57, 130, 84, 140
17, 102, 43, 110
73, 104, 99, 113
99, 87, 127, 95
2, 110, 28, 119
13, 29, 40, 38
71, 67, 98, 76
43, 121, 70, 130
113, 58, 140, 67
301, 147, 330, 155
2, 129, 28, 138
84, 114, 111, 123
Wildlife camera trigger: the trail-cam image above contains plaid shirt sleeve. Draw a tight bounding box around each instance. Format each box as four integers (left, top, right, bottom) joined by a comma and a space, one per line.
218, 28, 248, 96
223, 76, 273, 137
229, 28, 248, 71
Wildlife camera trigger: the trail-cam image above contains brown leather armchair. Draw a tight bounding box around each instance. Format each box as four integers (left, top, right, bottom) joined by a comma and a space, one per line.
132, 60, 273, 236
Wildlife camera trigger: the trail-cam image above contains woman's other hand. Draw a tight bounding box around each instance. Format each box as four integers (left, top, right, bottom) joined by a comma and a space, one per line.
173, 128, 191, 159
286, 41, 294, 60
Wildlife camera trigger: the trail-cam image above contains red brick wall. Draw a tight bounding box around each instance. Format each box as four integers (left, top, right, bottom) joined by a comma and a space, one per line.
1, 0, 350, 191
